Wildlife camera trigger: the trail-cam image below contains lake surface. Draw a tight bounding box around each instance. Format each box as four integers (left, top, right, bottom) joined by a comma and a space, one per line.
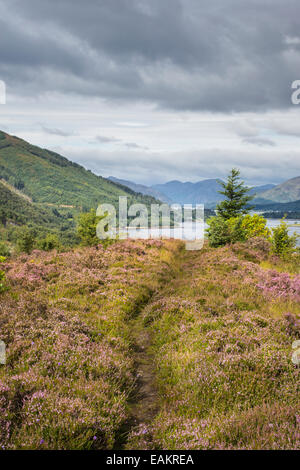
126, 219, 300, 246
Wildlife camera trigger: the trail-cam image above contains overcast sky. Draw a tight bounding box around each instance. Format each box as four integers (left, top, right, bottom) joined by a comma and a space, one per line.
0, 0, 300, 185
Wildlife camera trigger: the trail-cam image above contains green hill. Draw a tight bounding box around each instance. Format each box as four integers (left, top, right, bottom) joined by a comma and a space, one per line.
0, 130, 158, 209
257, 176, 300, 203
0, 180, 68, 228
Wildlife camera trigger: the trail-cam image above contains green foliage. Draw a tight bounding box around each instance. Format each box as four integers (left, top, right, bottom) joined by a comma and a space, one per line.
206, 216, 232, 247
239, 214, 271, 239
77, 209, 103, 247
207, 214, 270, 247
37, 233, 60, 251
0, 130, 159, 208
216, 168, 254, 219
17, 228, 36, 254
0, 242, 11, 257
271, 220, 298, 256
0, 255, 6, 293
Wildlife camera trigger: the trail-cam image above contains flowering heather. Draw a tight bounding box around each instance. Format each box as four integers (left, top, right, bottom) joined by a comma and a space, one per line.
136, 242, 300, 450
0, 238, 299, 450
0, 240, 180, 449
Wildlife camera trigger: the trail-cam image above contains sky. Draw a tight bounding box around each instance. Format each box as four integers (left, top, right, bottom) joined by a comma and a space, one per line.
0, 0, 300, 186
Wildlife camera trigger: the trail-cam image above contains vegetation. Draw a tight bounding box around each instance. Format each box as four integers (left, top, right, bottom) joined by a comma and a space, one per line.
215, 168, 254, 219
0, 130, 159, 208
0, 239, 298, 449
271, 220, 298, 256
0, 256, 6, 293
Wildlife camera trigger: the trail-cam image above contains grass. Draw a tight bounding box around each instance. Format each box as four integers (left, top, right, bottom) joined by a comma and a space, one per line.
0, 238, 299, 450
0, 239, 181, 449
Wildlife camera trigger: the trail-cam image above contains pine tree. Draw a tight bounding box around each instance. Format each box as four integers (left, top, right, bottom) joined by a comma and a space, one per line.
216, 168, 254, 219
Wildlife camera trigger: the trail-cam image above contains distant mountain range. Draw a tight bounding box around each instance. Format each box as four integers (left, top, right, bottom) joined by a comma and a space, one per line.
109, 177, 280, 208
108, 176, 172, 203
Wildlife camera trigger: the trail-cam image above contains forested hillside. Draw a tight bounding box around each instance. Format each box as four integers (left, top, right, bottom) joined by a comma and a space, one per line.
0, 130, 158, 209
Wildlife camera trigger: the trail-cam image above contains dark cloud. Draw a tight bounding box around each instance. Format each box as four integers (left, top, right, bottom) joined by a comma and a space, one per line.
1, 0, 300, 112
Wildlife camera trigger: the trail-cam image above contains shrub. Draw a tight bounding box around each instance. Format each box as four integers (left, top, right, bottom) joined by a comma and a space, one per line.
37, 234, 60, 252
0, 242, 10, 257
239, 214, 271, 240
206, 216, 232, 247
207, 214, 270, 248
17, 228, 36, 254
0, 256, 6, 293
271, 220, 297, 256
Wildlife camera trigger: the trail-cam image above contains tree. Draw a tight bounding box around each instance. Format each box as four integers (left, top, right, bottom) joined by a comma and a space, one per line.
271, 219, 297, 256
216, 168, 254, 219
17, 228, 36, 254
77, 209, 102, 246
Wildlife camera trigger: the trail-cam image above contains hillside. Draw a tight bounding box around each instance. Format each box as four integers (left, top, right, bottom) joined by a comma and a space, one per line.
0, 180, 68, 229
257, 176, 300, 203
0, 130, 159, 209
255, 199, 300, 211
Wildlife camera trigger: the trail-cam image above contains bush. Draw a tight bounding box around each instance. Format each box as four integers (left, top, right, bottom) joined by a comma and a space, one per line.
37, 233, 60, 251
206, 216, 232, 247
271, 220, 297, 256
0, 256, 6, 293
0, 242, 10, 257
239, 214, 271, 240
17, 228, 36, 254
206, 214, 270, 248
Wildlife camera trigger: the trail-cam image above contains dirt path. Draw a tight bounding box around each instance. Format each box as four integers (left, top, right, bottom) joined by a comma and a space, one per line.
113, 311, 160, 450
114, 246, 190, 449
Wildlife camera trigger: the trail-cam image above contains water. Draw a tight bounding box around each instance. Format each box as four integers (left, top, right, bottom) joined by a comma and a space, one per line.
126, 219, 300, 246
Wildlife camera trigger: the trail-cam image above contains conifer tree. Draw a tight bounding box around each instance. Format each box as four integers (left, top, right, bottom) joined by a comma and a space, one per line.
216, 168, 254, 219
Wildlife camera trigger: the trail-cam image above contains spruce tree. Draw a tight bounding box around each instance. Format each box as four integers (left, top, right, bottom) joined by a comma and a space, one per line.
216, 168, 254, 219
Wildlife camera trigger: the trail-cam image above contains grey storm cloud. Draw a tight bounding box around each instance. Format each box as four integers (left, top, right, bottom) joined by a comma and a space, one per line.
1, 0, 300, 112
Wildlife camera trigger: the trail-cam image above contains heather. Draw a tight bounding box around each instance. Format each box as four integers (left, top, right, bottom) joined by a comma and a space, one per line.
0, 239, 180, 449
0, 237, 299, 450
133, 240, 300, 450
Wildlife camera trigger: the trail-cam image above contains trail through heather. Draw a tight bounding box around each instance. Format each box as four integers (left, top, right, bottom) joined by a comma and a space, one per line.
116, 248, 195, 450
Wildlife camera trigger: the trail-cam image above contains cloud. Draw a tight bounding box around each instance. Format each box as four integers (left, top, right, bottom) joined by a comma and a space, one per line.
94, 134, 148, 150
95, 135, 121, 143
61, 145, 300, 186
242, 137, 276, 147
42, 126, 76, 137
1, 0, 300, 112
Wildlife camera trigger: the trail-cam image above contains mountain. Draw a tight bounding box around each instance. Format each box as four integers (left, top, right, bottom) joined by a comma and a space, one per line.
150, 180, 274, 207
254, 199, 300, 211
0, 130, 159, 209
152, 179, 224, 206
108, 176, 172, 203
249, 184, 275, 196
256, 176, 300, 203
